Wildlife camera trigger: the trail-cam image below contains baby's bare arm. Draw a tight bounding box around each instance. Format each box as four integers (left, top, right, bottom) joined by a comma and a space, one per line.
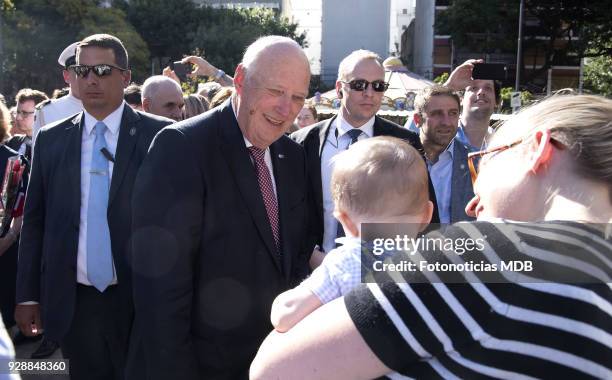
270, 285, 323, 333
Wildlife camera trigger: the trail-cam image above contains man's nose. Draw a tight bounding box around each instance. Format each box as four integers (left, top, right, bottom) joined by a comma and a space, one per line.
442, 114, 455, 125
363, 84, 375, 97
275, 95, 292, 117
172, 107, 182, 121
83, 70, 99, 84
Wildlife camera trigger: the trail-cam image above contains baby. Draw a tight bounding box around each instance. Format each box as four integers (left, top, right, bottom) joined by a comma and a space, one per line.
271, 136, 433, 332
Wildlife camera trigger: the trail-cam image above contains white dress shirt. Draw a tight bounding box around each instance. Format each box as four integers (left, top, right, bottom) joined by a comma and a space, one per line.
231, 98, 277, 197
76, 102, 124, 285
320, 115, 374, 253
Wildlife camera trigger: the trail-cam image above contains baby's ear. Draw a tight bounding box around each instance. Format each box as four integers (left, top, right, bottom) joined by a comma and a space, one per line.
333, 209, 359, 237
418, 201, 434, 232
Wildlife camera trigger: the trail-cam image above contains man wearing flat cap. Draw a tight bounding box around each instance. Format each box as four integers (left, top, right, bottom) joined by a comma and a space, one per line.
32, 42, 83, 142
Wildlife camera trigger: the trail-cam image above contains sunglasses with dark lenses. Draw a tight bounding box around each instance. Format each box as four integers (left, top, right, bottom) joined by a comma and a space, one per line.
342, 79, 389, 92
71, 64, 127, 78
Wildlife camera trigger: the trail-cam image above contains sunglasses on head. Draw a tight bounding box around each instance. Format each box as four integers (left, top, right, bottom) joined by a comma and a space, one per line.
71, 64, 127, 78
341, 79, 389, 92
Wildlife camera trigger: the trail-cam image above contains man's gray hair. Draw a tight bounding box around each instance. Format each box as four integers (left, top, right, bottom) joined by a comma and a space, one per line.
337, 50, 382, 82
141, 75, 182, 100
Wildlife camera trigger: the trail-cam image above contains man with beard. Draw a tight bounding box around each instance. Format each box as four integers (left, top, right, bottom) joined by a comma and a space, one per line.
413, 85, 474, 223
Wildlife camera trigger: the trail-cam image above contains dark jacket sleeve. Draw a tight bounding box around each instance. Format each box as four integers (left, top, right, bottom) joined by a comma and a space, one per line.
131, 127, 203, 380
15, 131, 45, 303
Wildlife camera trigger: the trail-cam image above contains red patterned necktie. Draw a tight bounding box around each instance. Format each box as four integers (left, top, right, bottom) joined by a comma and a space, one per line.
248, 146, 280, 252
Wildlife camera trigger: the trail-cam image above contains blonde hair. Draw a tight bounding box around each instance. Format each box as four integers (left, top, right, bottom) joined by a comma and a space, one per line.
492, 94, 612, 197
337, 50, 383, 82
182, 94, 208, 120
331, 136, 429, 219
210, 87, 234, 109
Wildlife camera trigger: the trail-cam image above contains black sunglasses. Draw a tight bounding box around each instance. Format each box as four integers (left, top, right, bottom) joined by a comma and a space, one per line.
71, 64, 127, 78
341, 79, 389, 92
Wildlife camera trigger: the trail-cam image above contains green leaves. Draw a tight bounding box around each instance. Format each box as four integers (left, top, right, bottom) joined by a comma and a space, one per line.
584, 56, 612, 96
1, 0, 149, 96
187, 7, 306, 76
0, 1, 305, 98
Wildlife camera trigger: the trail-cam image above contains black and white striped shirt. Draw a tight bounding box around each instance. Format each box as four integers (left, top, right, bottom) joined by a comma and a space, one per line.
346, 221, 612, 379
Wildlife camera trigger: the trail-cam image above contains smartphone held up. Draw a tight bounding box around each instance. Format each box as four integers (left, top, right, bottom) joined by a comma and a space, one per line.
472, 63, 507, 81
169, 61, 193, 82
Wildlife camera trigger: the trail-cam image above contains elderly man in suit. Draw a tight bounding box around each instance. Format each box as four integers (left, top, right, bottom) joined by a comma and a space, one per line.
128, 35, 312, 380
291, 49, 439, 263
413, 85, 475, 223
14, 34, 172, 380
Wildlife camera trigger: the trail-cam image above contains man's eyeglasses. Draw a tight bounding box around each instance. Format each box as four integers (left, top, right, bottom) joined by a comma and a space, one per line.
341, 79, 389, 92
71, 64, 127, 78
15, 110, 35, 117
467, 139, 523, 185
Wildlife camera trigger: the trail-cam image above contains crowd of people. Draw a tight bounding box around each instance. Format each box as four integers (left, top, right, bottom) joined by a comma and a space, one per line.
0, 31, 610, 380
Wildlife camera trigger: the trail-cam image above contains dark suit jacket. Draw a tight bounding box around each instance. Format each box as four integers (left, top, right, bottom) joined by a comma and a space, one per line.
16, 106, 171, 342
0, 144, 20, 328
450, 140, 476, 223
128, 101, 311, 380
291, 115, 440, 247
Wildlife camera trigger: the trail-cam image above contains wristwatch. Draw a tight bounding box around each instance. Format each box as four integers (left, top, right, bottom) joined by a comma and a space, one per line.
214, 69, 225, 80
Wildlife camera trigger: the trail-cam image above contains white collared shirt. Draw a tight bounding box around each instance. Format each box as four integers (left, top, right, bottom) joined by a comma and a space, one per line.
231, 98, 277, 197
321, 114, 374, 253
76, 102, 124, 285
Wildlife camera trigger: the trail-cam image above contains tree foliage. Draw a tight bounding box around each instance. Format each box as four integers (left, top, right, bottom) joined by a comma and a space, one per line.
1, 1, 305, 99
122, 0, 199, 62
436, 0, 519, 53
436, 0, 612, 87
584, 55, 612, 97
1, 0, 149, 98
188, 7, 306, 76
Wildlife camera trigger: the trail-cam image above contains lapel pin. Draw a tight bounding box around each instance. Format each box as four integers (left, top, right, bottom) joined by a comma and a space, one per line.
129, 127, 136, 136
278, 154, 285, 159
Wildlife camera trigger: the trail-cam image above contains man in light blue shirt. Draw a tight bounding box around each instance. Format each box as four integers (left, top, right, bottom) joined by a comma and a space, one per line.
414, 85, 475, 224
443, 59, 502, 150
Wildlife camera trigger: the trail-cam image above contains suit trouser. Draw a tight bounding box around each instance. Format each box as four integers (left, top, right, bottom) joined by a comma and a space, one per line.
61, 284, 129, 380
0, 243, 18, 328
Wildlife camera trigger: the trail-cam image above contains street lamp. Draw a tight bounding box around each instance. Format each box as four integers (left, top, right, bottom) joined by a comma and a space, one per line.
515, 0, 525, 92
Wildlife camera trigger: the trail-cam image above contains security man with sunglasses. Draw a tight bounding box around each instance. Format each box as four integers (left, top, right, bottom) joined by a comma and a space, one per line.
15, 33, 173, 380
291, 49, 439, 266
